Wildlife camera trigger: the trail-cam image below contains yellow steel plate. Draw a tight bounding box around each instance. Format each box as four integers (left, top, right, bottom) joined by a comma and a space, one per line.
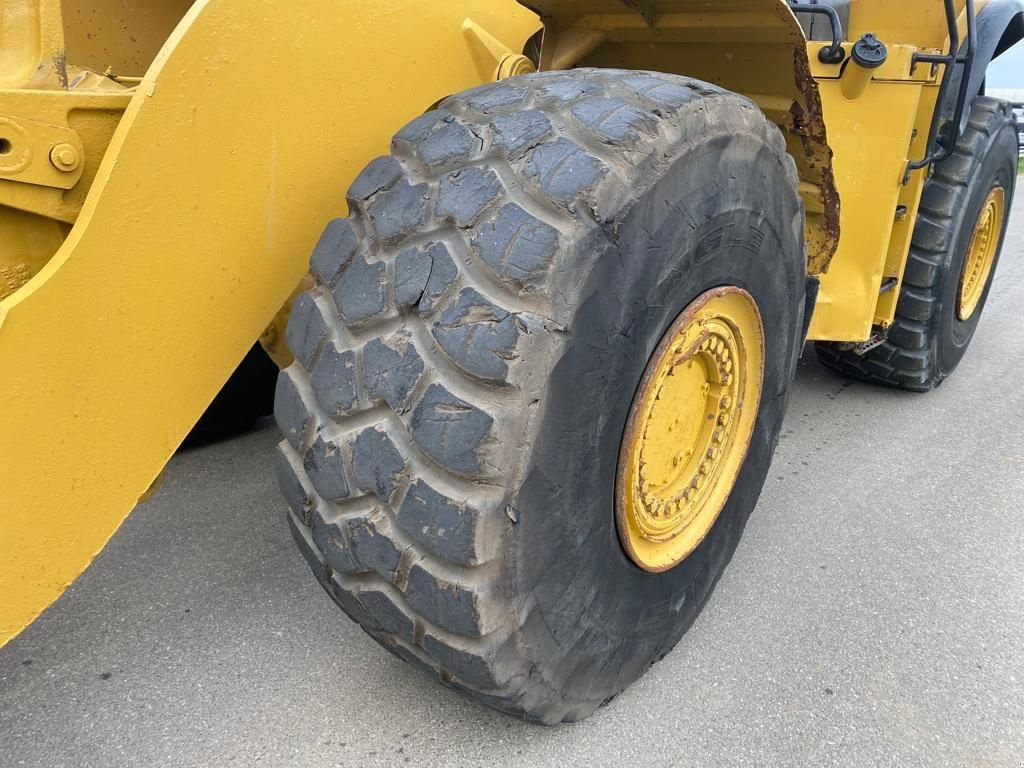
0, 0, 538, 646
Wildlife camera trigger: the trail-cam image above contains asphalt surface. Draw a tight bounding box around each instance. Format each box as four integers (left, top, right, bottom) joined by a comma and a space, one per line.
2, 195, 1023, 768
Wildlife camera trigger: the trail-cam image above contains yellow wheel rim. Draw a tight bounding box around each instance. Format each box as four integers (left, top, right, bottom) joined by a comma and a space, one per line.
616, 287, 765, 573
958, 186, 1005, 322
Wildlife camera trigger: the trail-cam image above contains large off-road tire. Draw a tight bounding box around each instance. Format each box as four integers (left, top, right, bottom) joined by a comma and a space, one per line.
274, 69, 806, 723
816, 97, 1018, 391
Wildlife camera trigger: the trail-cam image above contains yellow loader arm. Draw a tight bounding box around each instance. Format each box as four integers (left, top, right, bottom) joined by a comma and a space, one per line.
0, 0, 539, 646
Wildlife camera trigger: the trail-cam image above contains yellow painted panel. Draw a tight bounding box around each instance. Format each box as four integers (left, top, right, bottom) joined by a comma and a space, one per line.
0, 0, 539, 646
807, 78, 924, 342
61, 0, 195, 77
0, 0, 64, 88
873, 85, 939, 327
845, 0, 971, 51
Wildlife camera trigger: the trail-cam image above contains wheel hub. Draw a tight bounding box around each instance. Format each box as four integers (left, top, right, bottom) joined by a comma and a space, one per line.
617, 287, 765, 573
958, 186, 1005, 322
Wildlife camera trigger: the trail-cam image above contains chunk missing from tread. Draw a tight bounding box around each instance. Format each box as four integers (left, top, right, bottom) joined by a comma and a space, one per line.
275, 68, 806, 724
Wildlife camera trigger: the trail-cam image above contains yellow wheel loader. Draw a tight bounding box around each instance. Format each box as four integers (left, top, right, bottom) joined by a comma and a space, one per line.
1, 0, 1021, 724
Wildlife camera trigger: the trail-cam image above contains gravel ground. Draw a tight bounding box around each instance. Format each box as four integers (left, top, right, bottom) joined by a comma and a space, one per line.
1, 196, 1022, 768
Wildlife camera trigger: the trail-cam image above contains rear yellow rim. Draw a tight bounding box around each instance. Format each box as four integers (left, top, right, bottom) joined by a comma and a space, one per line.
957, 186, 1005, 322
616, 287, 765, 573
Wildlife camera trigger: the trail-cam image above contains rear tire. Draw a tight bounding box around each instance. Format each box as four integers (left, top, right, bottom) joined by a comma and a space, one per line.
816, 97, 1018, 391
274, 69, 806, 723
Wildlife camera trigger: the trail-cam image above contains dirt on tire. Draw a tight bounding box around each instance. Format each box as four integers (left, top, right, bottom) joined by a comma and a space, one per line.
275, 69, 806, 723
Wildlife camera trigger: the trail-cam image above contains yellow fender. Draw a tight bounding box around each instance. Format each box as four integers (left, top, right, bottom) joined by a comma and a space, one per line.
0, 0, 539, 646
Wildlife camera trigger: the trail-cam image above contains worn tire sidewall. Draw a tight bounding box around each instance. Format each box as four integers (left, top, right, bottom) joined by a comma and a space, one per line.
513, 127, 805, 704
936, 121, 1018, 376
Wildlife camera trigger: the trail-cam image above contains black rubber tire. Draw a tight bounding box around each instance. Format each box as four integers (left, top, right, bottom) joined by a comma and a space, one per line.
816, 97, 1018, 391
274, 69, 806, 723
184, 343, 277, 447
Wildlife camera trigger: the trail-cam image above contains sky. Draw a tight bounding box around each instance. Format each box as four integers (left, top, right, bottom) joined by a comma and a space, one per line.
988, 42, 1024, 88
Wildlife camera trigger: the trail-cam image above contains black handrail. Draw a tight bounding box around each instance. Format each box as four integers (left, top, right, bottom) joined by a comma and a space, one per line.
904, 0, 977, 181
788, 1, 847, 64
